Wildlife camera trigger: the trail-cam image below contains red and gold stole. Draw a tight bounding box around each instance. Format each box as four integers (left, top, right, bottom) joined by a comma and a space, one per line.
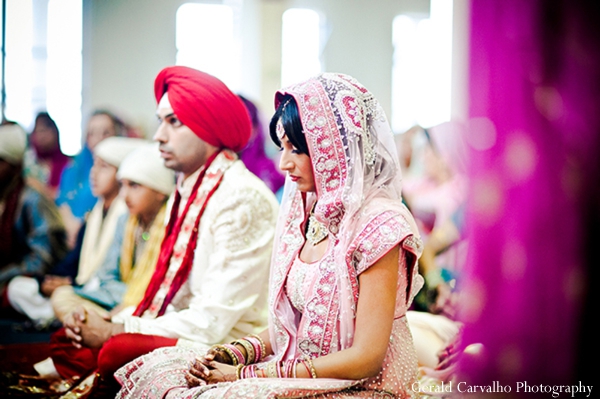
133, 149, 237, 317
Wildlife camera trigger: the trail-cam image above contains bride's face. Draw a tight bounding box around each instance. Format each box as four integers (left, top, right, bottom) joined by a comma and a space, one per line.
278, 134, 315, 193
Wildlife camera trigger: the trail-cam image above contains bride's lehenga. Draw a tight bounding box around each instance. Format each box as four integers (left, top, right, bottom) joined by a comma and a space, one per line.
115, 73, 424, 399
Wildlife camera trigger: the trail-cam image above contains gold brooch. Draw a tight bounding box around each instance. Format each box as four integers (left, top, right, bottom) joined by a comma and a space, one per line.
306, 205, 328, 245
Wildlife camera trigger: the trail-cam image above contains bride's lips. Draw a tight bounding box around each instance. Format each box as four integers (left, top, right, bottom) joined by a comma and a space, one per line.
289, 175, 299, 182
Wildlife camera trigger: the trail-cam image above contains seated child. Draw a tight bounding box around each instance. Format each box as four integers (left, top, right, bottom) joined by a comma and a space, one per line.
54, 143, 174, 318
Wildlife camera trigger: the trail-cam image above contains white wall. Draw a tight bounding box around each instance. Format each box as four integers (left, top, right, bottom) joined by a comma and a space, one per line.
84, 0, 185, 137
84, 0, 260, 137
83, 0, 468, 137
451, 0, 470, 122
259, 0, 430, 119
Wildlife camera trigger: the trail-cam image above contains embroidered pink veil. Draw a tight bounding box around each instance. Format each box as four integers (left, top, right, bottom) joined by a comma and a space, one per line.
268, 73, 423, 360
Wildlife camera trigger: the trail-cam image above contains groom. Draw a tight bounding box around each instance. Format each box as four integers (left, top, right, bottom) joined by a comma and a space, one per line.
50, 66, 279, 393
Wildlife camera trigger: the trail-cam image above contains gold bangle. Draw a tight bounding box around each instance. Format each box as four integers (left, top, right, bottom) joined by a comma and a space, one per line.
218, 345, 239, 366
305, 357, 318, 378
266, 361, 278, 378
236, 364, 244, 380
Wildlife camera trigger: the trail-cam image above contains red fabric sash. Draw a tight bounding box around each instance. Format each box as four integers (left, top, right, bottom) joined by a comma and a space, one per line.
133, 149, 224, 317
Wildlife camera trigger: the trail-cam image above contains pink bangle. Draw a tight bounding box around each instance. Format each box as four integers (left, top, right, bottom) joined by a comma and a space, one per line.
282, 359, 295, 378
232, 339, 255, 364
240, 364, 257, 379
224, 344, 246, 365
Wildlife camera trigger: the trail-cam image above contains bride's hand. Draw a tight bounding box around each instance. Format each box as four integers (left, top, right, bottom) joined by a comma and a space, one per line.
199, 360, 238, 384
186, 353, 238, 387
186, 356, 210, 388
205, 345, 235, 365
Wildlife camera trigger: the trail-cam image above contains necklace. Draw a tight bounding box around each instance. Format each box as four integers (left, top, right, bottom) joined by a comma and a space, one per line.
305, 203, 328, 245
136, 225, 151, 243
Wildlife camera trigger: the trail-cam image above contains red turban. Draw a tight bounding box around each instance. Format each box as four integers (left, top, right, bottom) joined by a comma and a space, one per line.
154, 66, 251, 152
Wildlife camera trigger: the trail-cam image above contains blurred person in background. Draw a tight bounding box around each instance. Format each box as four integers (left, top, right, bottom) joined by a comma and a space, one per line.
238, 95, 285, 197
49, 137, 145, 322
396, 122, 468, 371
397, 122, 468, 317
418, 0, 599, 392
398, 123, 467, 242
0, 122, 67, 307
50, 143, 172, 321
5, 137, 144, 328
56, 109, 128, 249
23, 112, 70, 199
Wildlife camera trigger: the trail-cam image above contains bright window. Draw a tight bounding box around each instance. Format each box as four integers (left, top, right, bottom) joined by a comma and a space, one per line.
2, 0, 34, 129
0, 0, 82, 155
281, 8, 322, 88
47, 0, 83, 155
176, 2, 242, 92
391, 0, 453, 132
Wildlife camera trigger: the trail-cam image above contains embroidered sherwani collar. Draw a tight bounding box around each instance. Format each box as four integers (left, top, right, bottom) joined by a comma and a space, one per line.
176, 167, 202, 215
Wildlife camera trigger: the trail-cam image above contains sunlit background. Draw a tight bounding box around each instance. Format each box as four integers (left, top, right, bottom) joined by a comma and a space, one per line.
392, 0, 453, 133
0, 0, 454, 156
1, 0, 81, 155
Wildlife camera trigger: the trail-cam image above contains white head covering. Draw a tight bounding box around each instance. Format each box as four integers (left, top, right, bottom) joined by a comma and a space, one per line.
0, 123, 27, 165
117, 142, 175, 195
94, 137, 147, 168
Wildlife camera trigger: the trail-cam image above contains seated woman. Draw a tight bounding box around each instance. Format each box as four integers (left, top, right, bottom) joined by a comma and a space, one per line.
114, 73, 424, 398
23, 112, 70, 199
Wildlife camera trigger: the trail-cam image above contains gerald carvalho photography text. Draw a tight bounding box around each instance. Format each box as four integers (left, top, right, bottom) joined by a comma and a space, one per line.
412, 381, 593, 397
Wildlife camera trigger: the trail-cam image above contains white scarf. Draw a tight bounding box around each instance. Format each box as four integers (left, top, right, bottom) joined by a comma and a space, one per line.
76, 197, 128, 285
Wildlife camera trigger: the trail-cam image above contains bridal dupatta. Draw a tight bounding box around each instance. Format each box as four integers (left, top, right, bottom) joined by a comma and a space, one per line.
267, 73, 424, 397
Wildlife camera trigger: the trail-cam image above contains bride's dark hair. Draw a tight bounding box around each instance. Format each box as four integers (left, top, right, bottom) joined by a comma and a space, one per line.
268, 95, 309, 156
